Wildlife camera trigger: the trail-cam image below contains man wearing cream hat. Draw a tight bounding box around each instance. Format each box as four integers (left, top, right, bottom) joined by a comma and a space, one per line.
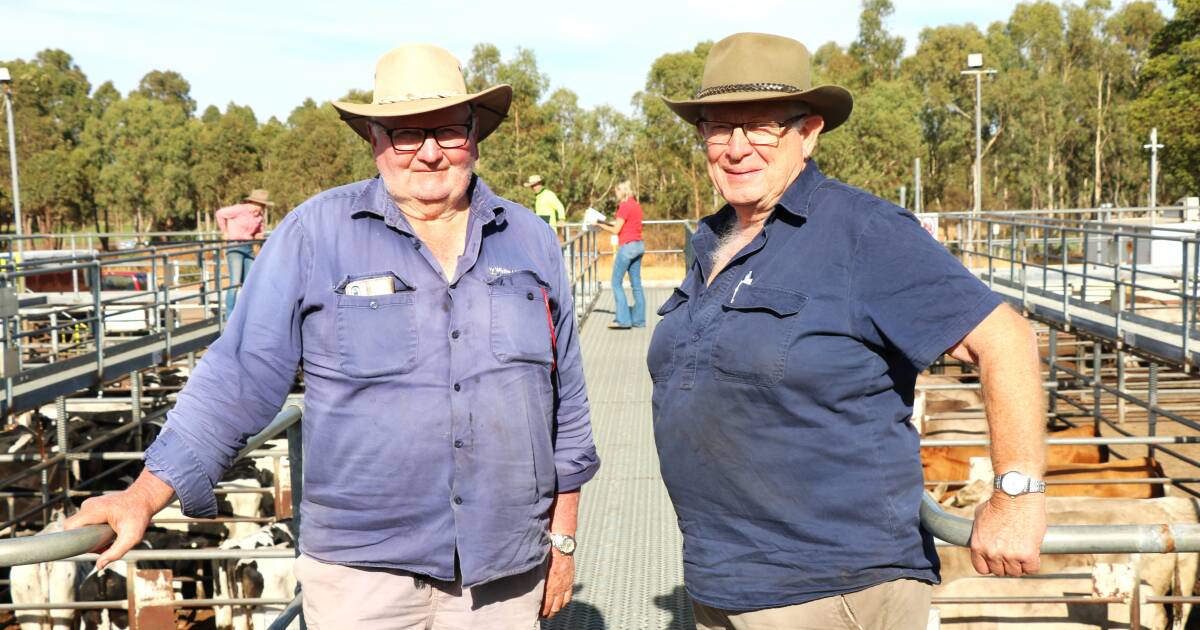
648, 33, 1046, 628
66, 44, 599, 628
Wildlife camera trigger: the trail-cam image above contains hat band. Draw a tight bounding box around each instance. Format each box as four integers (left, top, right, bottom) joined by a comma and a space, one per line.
694, 82, 801, 99
376, 92, 463, 104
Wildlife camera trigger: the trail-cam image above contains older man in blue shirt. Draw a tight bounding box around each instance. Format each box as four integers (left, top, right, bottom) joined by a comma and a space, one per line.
66, 44, 599, 628
651, 33, 1046, 629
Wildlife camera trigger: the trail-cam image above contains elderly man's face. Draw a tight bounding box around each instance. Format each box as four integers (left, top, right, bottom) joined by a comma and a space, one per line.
700, 102, 823, 214
370, 104, 477, 211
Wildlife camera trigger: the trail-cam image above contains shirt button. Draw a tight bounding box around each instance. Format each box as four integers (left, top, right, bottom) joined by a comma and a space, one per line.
451, 330, 461, 340
691, 333, 701, 341
414, 242, 422, 250
449, 282, 457, 290
453, 383, 461, 392
526, 291, 535, 300
454, 439, 464, 448
369, 300, 379, 310
453, 496, 463, 505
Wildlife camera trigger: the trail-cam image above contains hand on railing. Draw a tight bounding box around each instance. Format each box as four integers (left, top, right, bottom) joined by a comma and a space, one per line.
62, 467, 175, 569
967, 494, 1046, 577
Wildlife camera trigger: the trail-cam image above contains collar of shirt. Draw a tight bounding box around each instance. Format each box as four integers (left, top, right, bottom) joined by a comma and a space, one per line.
691, 159, 825, 281
349, 174, 507, 235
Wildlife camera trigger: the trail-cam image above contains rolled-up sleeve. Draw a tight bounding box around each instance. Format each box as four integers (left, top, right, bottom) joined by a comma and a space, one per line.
544, 232, 600, 492
144, 212, 312, 517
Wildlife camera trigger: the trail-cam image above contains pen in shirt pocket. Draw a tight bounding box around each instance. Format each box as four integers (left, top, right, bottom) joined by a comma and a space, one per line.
731, 270, 753, 303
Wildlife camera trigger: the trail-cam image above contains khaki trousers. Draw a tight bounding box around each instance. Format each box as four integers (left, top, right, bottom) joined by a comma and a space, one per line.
294, 554, 545, 630
693, 578, 932, 630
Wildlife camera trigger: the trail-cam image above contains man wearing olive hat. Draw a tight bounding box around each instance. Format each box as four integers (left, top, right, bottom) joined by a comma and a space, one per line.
648, 32, 1046, 628
66, 44, 599, 628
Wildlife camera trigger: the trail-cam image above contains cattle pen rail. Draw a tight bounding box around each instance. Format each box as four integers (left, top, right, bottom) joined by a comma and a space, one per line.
0, 404, 304, 629
5, 209, 1200, 628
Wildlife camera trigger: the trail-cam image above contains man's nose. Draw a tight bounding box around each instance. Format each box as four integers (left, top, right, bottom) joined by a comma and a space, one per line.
725, 127, 754, 160
415, 135, 443, 162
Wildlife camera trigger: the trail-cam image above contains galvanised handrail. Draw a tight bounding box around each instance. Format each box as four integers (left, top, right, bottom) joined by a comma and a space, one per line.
920, 492, 1200, 553
0, 404, 303, 567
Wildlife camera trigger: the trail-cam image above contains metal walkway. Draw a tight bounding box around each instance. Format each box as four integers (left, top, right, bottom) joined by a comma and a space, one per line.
544, 287, 693, 630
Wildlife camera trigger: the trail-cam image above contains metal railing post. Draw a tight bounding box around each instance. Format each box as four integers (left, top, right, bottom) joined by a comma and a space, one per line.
1048, 329, 1059, 426
90, 262, 104, 378
55, 396, 69, 515
1148, 362, 1159, 460
131, 371, 143, 453
1093, 341, 1103, 436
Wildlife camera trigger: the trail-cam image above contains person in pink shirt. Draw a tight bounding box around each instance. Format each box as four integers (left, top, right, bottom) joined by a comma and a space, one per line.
596, 180, 645, 329
215, 189, 271, 316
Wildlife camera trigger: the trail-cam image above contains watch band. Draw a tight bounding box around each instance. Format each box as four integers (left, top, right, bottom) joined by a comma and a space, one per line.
994, 471, 1046, 496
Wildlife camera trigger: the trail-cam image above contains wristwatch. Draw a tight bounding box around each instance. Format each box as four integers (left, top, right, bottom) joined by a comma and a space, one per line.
549, 533, 576, 556
994, 470, 1046, 497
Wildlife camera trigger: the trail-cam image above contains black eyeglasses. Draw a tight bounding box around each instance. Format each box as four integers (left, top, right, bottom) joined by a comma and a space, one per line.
372, 118, 474, 152
696, 115, 807, 147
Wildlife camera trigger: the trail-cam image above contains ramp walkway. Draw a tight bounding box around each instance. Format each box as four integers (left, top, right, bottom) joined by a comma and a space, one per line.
543, 286, 693, 629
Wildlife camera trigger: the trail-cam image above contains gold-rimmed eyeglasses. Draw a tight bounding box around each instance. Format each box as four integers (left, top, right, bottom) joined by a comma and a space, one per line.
697, 115, 807, 147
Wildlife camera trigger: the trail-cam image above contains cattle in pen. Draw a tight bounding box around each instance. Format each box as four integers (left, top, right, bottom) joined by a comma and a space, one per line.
933, 495, 1200, 629
213, 521, 296, 630
8, 512, 78, 630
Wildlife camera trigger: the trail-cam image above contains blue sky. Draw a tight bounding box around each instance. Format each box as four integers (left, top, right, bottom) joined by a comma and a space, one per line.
3, 0, 1176, 123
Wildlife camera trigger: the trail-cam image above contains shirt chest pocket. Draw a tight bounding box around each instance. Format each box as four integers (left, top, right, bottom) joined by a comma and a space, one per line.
488, 270, 553, 365
712, 285, 808, 387
647, 288, 689, 382
334, 272, 418, 378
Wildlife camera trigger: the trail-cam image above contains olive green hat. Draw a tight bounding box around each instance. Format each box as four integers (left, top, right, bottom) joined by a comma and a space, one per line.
662, 32, 854, 133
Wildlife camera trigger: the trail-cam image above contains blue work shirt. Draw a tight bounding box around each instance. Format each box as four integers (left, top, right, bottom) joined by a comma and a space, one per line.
649, 160, 1002, 610
145, 175, 599, 587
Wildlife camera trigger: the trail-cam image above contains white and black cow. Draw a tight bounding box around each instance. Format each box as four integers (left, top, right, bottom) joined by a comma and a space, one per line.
8, 511, 79, 630
214, 522, 296, 630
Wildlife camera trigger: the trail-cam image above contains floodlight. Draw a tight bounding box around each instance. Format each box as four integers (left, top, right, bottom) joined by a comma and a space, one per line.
967, 54, 983, 69
0, 68, 10, 84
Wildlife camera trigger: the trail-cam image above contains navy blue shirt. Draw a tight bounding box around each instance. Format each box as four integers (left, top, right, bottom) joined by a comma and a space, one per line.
648, 161, 1001, 610
146, 175, 599, 587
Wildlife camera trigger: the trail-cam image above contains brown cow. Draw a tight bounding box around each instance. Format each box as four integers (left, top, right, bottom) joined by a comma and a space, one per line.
923, 424, 1106, 490
1044, 457, 1165, 499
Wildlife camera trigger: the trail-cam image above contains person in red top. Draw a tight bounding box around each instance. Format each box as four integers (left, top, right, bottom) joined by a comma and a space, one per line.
215, 189, 271, 317
597, 181, 645, 329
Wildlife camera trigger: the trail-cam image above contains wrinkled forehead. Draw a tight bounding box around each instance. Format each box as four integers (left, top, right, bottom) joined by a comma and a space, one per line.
698, 101, 810, 123
371, 103, 474, 129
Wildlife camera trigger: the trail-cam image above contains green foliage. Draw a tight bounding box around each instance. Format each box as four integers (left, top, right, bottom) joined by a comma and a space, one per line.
0, 2, 1193, 239
1132, 0, 1200, 199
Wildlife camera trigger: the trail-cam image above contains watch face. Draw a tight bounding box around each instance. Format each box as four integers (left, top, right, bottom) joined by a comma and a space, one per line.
1000, 472, 1028, 496
558, 536, 576, 554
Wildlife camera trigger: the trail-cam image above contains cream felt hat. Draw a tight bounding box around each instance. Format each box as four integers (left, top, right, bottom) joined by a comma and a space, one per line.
332, 44, 513, 142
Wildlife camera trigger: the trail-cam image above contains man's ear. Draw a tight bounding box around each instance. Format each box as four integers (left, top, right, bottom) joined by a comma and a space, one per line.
801, 115, 825, 157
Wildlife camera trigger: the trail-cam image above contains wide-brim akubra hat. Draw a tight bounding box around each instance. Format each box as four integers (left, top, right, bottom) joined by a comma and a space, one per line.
332, 44, 513, 143
244, 189, 275, 206
662, 32, 853, 134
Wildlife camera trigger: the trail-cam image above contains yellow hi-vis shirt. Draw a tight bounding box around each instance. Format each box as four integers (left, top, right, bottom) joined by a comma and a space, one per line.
534, 188, 566, 228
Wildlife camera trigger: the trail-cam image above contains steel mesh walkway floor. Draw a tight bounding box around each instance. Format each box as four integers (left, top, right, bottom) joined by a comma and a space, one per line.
542, 287, 694, 630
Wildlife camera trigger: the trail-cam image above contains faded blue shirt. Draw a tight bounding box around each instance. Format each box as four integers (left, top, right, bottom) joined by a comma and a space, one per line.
145, 175, 599, 586
649, 161, 1001, 610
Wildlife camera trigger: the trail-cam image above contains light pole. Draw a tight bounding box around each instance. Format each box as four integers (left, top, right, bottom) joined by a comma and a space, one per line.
0, 68, 21, 261
1143, 127, 1163, 223
961, 54, 996, 216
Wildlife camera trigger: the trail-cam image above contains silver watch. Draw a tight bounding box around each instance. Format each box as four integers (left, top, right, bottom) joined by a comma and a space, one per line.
994, 470, 1046, 497
549, 533, 576, 556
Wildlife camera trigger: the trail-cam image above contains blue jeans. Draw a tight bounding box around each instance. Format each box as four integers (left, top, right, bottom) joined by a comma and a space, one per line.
225, 245, 254, 317
612, 240, 645, 327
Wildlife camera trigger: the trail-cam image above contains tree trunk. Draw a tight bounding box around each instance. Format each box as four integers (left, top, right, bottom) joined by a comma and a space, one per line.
1093, 71, 1104, 207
